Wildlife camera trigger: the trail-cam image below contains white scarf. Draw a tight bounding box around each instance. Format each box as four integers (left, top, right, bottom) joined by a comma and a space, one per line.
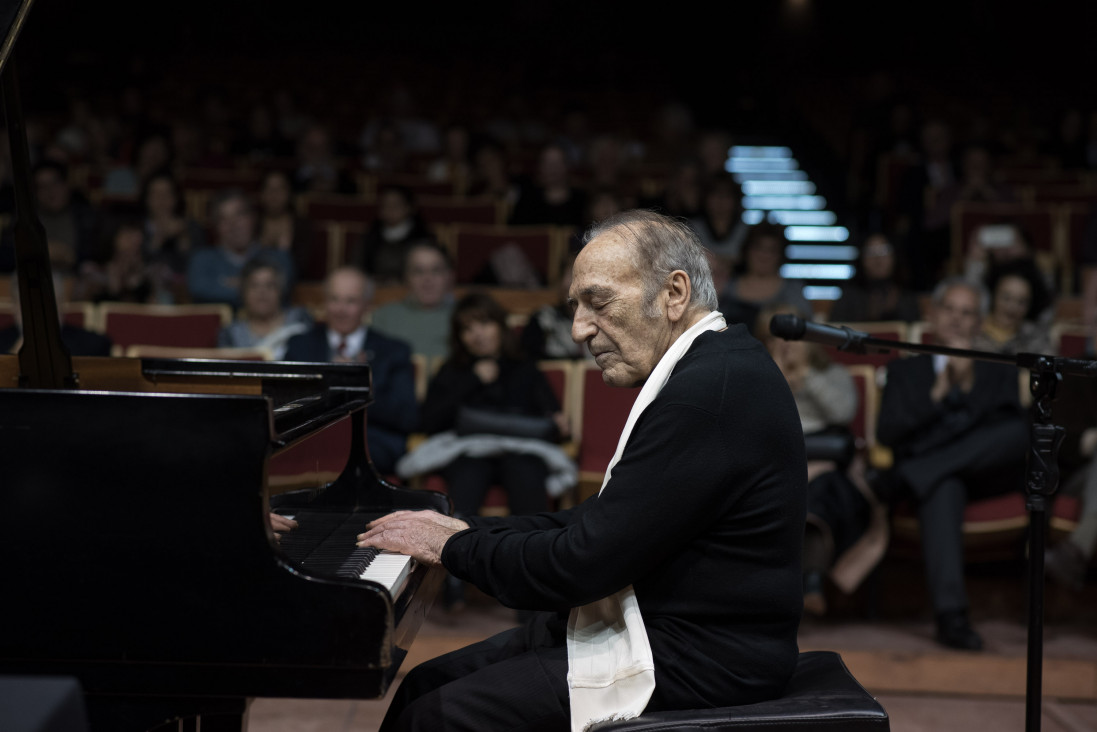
566, 310, 727, 731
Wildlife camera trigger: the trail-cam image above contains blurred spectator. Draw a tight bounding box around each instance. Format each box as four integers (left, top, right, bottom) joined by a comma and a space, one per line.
467, 136, 521, 208
718, 223, 812, 327
255, 168, 314, 278
218, 258, 312, 359
828, 233, 921, 323
358, 185, 436, 286
643, 157, 703, 219
962, 221, 1054, 298
102, 132, 173, 196
32, 159, 105, 275
895, 119, 959, 291
293, 123, 356, 194
972, 257, 1054, 355
232, 103, 293, 163
1, 272, 112, 356
875, 277, 1028, 650
507, 143, 588, 228
521, 251, 592, 361
425, 122, 472, 191
140, 170, 206, 303
360, 119, 409, 176
284, 265, 418, 475
757, 304, 886, 617
411, 292, 571, 607
186, 189, 295, 308
688, 171, 749, 262
369, 240, 456, 360
74, 218, 153, 303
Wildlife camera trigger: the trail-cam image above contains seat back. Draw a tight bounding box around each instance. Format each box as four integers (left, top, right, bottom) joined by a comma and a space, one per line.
449, 224, 565, 287
575, 362, 639, 500
100, 303, 233, 351
823, 321, 908, 368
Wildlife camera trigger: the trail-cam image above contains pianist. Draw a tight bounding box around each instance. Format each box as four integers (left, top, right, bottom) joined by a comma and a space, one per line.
356, 209, 807, 732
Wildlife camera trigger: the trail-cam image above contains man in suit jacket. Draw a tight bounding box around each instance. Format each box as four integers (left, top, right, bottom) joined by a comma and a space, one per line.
877, 276, 1028, 651
284, 265, 418, 475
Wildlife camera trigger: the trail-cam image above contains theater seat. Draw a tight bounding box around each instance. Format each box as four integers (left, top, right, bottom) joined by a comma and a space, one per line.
599, 651, 889, 732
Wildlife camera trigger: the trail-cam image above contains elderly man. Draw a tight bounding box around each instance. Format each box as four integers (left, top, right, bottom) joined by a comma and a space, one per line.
284, 265, 418, 475
355, 210, 806, 732
876, 276, 1028, 651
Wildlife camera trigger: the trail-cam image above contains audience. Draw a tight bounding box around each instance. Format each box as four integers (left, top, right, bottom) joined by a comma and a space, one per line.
283, 265, 418, 476
408, 291, 571, 610
875, 277, 1028, 650
139, 170, 206, 303
688, 171, 749, 262
369, 240, 456, 361
507, 143, 587, 228
358, 185, 436, 286
718, 222, 813, 327
74, 218, 153, 304
520, 251, 590, 361
255, 169, 314, 279
31, 159, 105, 275
217, 258, 312, 359
757, 304, 887, 618
828, 233, 921, 323
2, 273, 113, 356
972, 257, 1055, 355
186, 189, 295, 309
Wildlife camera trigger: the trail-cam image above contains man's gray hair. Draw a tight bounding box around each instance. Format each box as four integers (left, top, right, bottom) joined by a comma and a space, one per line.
581, 209, 718, 316
932, 275, 990, 317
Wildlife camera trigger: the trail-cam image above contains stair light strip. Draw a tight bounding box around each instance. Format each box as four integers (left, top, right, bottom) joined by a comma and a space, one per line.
786, 244, 858, 260
781, 264, 855, 280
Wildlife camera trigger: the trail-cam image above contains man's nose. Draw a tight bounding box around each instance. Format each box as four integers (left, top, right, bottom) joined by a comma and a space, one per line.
571, 310, 595, 344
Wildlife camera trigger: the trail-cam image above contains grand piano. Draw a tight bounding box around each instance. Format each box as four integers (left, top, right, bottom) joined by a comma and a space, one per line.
0, 2, 449, 730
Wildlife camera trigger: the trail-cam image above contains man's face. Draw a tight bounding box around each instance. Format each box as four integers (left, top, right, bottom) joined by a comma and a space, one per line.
932, 284, 981, 348
325, 271, 369, 336
569, 233, 669, 387
216, 198, 256, 253
405, 247, 452, 308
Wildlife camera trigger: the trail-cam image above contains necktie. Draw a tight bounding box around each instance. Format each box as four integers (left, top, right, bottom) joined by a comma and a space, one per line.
337, 336, 348, 358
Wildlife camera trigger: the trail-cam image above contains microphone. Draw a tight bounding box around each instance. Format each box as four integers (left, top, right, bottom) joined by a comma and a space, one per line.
768, 314, 873, 351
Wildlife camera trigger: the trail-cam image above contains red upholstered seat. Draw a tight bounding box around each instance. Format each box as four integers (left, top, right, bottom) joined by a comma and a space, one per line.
449, 224, 566, 286
824, 322, 908, 368
575, 362, 639, 501
100, 303, 233, 351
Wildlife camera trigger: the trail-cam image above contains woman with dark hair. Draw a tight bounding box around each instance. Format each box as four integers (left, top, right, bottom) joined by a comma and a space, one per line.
828, 233, 921, 323
139, 170, 207, 303
973, 257, 1055, 355
415, 291, 571, 610
718, 222, 812, 327
255, 168, 314, 278
358, 184, 436, 285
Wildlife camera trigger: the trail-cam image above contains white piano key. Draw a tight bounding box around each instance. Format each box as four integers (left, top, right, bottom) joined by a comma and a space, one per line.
361, 552, 416, 597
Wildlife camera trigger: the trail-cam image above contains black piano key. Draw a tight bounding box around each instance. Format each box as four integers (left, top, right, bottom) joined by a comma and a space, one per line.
275, 509, 384, 578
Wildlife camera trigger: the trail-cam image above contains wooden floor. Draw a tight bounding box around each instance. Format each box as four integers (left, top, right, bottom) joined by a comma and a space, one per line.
246, 566, 1097, 732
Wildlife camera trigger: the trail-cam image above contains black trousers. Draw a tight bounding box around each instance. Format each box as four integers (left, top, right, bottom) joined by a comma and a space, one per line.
380, 614, 571, 732
894, 416, 1029, 613
443, 453, 549, 518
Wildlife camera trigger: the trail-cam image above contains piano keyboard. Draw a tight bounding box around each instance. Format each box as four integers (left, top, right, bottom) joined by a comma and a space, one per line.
274, 509, 416, 596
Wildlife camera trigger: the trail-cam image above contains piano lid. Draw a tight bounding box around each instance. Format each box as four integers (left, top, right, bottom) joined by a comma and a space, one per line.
0, 1, 34, 77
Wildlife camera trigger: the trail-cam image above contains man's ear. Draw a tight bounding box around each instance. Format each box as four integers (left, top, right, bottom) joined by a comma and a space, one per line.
665, 270, 691, 323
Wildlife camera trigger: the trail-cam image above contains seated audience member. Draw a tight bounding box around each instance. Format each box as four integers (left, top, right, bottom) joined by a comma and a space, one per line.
217, 258, 312, 359
353, 210, 806, 731
283, 265, 418, 475
369, 240, 456, 361
828, 233, 921, 323
140, 171, 206, 303
507, 142, 588, 229
972, 257, 1054, 355
408, 291, 572, 609
466, 136, 521, 209
688, 171, 749, 262
292, 123, 357, 195
186, 189, 295, 309
718, 222, 812, 327
2, 273, 112, 356
359, 185, 436, 286
75, 218, 153, 303
521, 251, 592, 361
876, 276, 1028, 650
758, 305, 887, 616
962, 221, 1053, 297
255, 168, 314, 279
32, 159, 105, 275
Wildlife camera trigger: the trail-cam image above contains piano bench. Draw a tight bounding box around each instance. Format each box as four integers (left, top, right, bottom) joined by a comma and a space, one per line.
597, 651, 890, 731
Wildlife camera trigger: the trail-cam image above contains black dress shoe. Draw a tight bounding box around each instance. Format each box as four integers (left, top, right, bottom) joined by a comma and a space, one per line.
936, 610, 983, 651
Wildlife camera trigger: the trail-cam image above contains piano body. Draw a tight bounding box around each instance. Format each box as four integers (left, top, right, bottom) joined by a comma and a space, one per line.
0, 2, 449, 730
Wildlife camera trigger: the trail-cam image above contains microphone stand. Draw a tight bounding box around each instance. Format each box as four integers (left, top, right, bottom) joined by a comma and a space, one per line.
773, 320, 1097, 732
